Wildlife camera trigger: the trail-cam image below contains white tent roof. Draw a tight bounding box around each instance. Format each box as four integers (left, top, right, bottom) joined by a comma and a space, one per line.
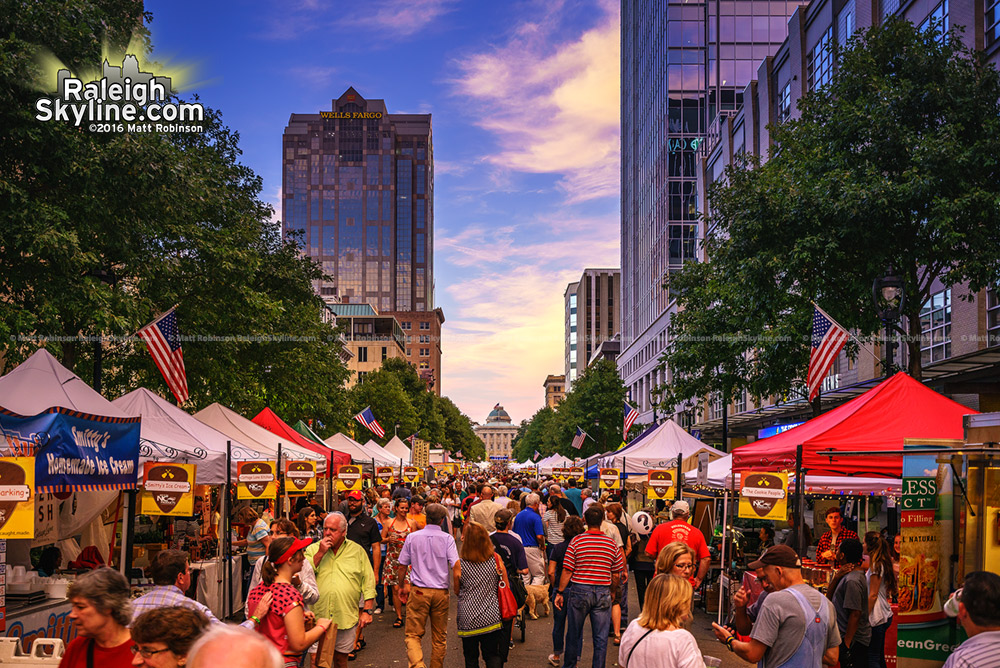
538, 454, 575, 473
324, 433, 398, 466
383, 435, 411, 462
682, 454, 902, 495
601, 420, 725, 475
0, 348, 131, 417
113, 388, 236, 485
194, 403, 325, 464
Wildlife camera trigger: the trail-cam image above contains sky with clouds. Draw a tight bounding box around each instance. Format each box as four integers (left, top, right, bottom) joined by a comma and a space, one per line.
146, 0, 621, 425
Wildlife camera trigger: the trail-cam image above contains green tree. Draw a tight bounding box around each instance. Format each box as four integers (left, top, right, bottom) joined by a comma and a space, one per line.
510, 406, 563, 462
0, 1, 353, 428
438, 396, 484, 461
377, 358, 446, 445
348, 371, 419, 443
663, 19, 1000, 414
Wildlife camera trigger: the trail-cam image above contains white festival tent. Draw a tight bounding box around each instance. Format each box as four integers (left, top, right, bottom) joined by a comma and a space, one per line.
194, 403, 327, 470
682, 453, 902, 495
382, 435, 411, 463
0, 349, 131, 562
113, 388, 237, 485
599, 419, 726, 476
324, 432, 398, 466
362, 437, 402, 465
537, 454, 575, 473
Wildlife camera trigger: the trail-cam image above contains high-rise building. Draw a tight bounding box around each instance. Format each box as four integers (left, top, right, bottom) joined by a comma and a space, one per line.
565, 269, 620, 388
620, 0, 803, 421
282, 87, 434, 312
543, 375, 566, 408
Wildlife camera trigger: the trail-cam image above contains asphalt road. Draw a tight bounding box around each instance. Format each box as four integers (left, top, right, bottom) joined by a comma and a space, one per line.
351, 581, 746, 668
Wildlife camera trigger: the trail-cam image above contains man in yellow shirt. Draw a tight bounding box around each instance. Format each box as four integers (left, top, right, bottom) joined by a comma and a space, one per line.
306, 512, 377, 667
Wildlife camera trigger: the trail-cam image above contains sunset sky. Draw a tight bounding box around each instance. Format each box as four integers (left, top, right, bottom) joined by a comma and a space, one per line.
147, 0, 621, 425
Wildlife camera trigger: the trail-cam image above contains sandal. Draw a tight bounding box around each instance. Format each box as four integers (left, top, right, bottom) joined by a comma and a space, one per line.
613, 636, 622, 646
548, 654, 561, 667
393, 617, 403, 628
347, 650, 358, 661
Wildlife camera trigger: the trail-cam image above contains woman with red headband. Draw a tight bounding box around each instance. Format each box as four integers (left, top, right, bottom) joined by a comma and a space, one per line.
247, 536, 332, 668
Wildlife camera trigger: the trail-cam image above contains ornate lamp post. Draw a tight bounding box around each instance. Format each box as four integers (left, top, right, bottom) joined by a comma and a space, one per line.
872, 267, 906, 374
649, 390, 661, 426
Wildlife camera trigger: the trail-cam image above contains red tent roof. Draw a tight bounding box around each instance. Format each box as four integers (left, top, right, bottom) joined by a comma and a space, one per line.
252, 408, 350, 468
732, 373, 977, 478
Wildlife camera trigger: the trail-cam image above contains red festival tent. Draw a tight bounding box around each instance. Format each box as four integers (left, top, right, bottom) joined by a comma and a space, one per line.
732, 373, 977, 478
252, 408, 350, 468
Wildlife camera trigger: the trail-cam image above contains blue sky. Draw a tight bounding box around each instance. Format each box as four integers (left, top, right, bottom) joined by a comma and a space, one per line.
146, 0, 621, 425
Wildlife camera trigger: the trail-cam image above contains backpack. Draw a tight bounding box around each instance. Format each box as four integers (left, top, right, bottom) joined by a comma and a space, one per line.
497, 547, 528, 608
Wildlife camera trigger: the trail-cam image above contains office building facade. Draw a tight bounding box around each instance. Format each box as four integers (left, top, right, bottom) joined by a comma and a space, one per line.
282, 87, 434, 312
387, 307, 445, 396
620, 0, 804, 421
544, 374, 566, 408
565, 269, 621, 388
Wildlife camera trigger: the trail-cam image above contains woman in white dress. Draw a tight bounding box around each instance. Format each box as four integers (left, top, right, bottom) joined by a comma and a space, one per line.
618, 574, 705, 668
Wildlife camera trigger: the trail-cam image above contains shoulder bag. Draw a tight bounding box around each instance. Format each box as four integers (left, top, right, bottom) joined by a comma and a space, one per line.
625, 628, 655, 667
495, 553, 519, 620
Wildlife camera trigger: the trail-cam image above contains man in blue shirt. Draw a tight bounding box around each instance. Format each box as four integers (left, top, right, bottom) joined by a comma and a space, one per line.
513, 493, 547, 585
564, 479, 584, 515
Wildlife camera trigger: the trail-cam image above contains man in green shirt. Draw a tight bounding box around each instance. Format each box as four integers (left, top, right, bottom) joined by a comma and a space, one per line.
306, 512, 377, 667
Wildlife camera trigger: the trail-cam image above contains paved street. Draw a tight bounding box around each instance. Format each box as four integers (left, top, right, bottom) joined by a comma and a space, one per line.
353, 582, 744, 668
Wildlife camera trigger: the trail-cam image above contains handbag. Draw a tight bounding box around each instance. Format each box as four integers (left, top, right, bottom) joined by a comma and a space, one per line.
495, 553, 519, 620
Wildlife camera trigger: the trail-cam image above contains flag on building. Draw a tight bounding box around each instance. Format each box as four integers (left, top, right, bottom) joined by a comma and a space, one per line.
137, 307, 189, 404
570, 426, 588, 450
354, 406, 385, 438
624, 402, 640, 436
807, 304, 850, 401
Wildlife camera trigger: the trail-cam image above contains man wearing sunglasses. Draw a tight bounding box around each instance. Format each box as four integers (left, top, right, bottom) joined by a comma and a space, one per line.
943, 571, 1000, 668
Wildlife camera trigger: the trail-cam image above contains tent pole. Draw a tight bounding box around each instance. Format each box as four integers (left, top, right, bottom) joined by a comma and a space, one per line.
795, 444, 805, 559
675, 454, 683, 501
718, 491, 729, 624
122, 488, 137, 578
865, 495, 869, 535
224, 440, 232, 620
277, 443, 284, 519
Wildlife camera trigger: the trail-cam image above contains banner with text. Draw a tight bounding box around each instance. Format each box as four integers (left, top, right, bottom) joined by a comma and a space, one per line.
284, 461, 316, 494
402, 466, 421, 484
0, 458, 34, 538
336, 464, 362, 492
598, 468, 621, 490
0, 407, 139, 493
646, 469, 674, 500
376, 466, 395, 485
237, 461, 277, 500
140, 462, 195, 516
738, 471, 788, 521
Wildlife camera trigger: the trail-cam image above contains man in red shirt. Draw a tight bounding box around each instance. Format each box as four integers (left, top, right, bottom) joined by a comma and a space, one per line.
644, 500, 711, 588
816, 506, 859, 567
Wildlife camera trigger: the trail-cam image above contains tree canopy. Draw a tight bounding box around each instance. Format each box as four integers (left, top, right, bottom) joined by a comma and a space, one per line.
662, 19, 1000, 415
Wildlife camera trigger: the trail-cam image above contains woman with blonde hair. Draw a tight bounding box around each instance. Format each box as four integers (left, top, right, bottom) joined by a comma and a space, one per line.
654, 541, 696, 580
618, 574, 703, 668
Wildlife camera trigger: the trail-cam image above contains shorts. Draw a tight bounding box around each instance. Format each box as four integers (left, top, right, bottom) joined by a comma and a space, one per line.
336, 625, 357, 654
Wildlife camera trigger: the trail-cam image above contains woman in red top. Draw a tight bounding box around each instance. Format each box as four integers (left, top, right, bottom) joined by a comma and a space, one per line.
58, 567, 134, 668
247, 536, 331, 668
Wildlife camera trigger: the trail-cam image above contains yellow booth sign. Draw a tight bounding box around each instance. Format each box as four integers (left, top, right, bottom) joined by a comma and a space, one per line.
0, 457, 34, 538
739, 471, 788, 521
646, 470, 674, 500
402, 466, 421, 484
237, 461, 277, 500
285, 461, 316, 494
141, 462, 196, 516
337, 464, 363, 492
376, 466, 396, 485
598, 468, 621, 490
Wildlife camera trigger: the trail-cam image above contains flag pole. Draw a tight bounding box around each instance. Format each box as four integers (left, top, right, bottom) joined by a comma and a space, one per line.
812, 301, 879, 361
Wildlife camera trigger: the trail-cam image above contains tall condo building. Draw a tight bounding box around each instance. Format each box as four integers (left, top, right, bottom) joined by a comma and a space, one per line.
283, 88, 442, 389
565, 269, 621, 388
619, 0, 803, 421
282, 87, 434, 312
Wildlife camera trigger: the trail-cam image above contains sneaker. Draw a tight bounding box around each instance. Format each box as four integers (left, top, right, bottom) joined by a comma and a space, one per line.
373, 608, 382, 614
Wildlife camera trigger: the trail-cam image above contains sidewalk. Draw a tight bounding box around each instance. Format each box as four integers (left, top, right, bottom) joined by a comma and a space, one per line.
685, 608, 746, 668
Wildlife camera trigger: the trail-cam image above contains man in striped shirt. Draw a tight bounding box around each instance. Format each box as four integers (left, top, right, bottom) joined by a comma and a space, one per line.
943, 571, 1000, 668
554, 505, 625, 668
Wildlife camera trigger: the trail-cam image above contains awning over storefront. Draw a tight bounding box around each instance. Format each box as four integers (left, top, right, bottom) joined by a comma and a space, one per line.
732, 372, 977, 478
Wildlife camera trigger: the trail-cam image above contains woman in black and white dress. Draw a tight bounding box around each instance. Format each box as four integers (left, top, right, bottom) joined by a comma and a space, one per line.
457, 523, 505, 668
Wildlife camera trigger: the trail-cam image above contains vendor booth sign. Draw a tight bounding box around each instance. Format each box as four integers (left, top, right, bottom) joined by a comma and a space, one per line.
284, 461, 316, 494
140, 462, 195, 516
739, 471, 788, 521
336, 464, 362, 492
0, 407, 139, 493
646, 470, 674, 500
0, 458, 33, 538
402, 466, 421, 484
237, 461, 276, 499
552, 468, 569, 481
376, 466, 395, 485
568, 466, 585, 482
598, 468, 621, 490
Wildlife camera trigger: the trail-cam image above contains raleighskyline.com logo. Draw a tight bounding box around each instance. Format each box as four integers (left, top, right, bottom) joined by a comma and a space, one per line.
34, 54, 205, 133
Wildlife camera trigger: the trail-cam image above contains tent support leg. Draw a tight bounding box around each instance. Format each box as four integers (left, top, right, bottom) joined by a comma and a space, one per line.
122, 489, 137, 578
795, 444, 805, 559
675, 454, 683, 501
225, 440, 232, 620
718, 492, 729, 624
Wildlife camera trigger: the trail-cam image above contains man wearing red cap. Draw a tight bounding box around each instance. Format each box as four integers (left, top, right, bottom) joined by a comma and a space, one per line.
644, 500, 710, 588
306, 512, 377, 668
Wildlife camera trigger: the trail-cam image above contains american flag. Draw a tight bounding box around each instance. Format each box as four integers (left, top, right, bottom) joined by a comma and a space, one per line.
138, 308, 189, 404
406, 433, 417, 445
624, 402, 640, 436
354, 406, 385, 438
570, 426, 588, 450
807, 305, 850, 401
533, 450, 541, 461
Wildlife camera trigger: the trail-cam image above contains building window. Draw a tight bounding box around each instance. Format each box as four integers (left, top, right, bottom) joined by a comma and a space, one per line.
357, 347, 368, 363
920, 288, 952, 365
420, 348, 429, 356
989, 0, 1000, 47
419, 321, 430, 330
401, 322, 411, 330
382, 346, 388, 360
806, 27, 835, 92
709, 393, 724, 421
920, 0, 949, 40
778, 83, 791, 122
988, 287, 1000, 345
406, 348, 412, 356
838, 0, 856, 46
735, 390, 747, 414
357, 371, 368, 383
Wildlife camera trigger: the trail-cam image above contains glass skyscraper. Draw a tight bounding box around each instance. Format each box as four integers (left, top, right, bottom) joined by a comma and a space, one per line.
620, 0, 803, 420
282, 88, 433, 313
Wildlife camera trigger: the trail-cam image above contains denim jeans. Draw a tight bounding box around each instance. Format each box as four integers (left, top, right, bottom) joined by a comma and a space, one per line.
563, 583, 612, 668
868, 618, 891, 668
551, 586, 568, 654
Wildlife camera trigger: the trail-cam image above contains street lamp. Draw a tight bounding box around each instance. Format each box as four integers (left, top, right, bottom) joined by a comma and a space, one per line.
872, 267, 906, 374
649, 390, 661, 426
86, 268, 118, 393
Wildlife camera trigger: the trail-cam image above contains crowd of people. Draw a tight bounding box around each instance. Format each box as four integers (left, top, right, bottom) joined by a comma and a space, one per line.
51, 471, 1000, 668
